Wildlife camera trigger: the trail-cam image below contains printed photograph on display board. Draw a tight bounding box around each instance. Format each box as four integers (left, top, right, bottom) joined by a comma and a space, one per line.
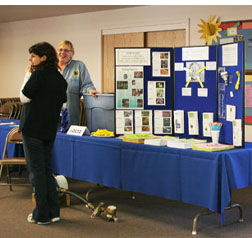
116, 66, 144, 109
135, 110, 153, 134
147, 81, 166, 106
152, 51, 171, 77
116, 110, 134, 134
154, 110, 173, 134
185, 62, 206, 83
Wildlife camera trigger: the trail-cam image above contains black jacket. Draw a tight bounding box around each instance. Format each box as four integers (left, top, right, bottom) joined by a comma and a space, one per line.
20, 68, 67, 140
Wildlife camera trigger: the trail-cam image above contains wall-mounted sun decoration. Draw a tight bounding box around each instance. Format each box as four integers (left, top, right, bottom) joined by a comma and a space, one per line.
198, 16, 222, 45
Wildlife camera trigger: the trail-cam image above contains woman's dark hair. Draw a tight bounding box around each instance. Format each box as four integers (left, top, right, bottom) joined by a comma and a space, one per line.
29, 42, 59, 70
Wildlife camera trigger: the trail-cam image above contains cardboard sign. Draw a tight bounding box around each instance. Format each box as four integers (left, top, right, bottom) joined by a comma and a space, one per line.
67, 125, 90, 136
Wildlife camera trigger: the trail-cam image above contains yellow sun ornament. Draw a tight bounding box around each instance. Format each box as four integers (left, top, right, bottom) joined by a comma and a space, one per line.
198, 16, 222, 45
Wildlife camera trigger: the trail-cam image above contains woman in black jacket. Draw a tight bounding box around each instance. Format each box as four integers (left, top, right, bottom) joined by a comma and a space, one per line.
19, 42, 67, 225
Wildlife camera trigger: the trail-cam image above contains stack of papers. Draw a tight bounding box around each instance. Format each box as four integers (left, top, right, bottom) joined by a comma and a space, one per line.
122, 134, 158, 144
144, 136, 179, 146
167, 138, 207, 149
192, 142, 234, 152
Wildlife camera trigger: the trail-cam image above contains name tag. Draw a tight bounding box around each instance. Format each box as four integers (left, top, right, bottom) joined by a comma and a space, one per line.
67, 125, 90, 136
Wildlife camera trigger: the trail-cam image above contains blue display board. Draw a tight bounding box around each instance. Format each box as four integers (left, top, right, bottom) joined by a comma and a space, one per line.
143, 48, 174, 111
115, 44, 245, 147
174, 45, 218, 139
218, 42, 245, 146
115, 47, 173, 135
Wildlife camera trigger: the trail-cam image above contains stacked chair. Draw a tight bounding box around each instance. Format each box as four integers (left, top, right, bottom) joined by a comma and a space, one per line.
0, 127, 29, 191
0, 98, 22, 120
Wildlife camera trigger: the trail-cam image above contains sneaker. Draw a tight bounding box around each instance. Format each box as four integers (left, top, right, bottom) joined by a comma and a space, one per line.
51, 217, 61, 223
27, 213, 50, 225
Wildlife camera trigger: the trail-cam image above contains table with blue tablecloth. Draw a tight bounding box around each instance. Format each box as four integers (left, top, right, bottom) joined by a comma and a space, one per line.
1, 120, 252, 232
51, 132, 252, 217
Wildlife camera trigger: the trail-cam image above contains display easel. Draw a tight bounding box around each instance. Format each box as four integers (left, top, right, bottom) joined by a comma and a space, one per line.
114, 43, 245, 147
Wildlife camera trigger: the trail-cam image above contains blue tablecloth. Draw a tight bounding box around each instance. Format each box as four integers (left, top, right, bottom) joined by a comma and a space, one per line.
52, 133, 122, 188
1, 120, 252, 216
120, 142, 252, 214
52, 132, 252, 215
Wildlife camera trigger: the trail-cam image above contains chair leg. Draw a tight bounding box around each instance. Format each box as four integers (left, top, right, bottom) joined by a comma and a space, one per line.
0, 164, 3, 182
6, 165, 12, 191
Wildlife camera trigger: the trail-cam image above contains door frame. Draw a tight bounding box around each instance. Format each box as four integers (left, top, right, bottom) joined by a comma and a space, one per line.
102, 18, 190, 46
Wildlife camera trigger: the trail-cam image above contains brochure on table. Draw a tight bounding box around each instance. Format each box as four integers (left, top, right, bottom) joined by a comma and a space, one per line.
114, 43, 245, 147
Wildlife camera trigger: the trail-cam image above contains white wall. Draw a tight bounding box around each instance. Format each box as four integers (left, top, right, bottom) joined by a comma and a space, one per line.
1, 5, 252, 96
1, 5, 252, 138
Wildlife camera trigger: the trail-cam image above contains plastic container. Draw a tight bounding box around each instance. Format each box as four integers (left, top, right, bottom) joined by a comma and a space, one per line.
83, 94, 114, 132
211, 130, 220, 144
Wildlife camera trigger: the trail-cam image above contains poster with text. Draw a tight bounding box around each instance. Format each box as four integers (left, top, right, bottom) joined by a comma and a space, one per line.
116, 66, 144, 109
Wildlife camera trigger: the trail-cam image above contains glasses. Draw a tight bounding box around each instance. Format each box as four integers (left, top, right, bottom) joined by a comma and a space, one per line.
58, 48, 72, 53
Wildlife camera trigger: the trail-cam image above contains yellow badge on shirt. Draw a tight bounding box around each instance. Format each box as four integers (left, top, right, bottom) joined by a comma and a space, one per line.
73, 70, 79, 77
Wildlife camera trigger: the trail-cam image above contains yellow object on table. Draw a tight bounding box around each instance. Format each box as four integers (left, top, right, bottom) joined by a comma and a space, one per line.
91, 129, 114, 137
122, 134, 158, 144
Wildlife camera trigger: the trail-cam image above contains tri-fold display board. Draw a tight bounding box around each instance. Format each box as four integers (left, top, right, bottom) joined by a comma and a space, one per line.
114, 42, 245, 147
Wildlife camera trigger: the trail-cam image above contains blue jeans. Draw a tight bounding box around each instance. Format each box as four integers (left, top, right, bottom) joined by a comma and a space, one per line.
22, 135, 60, 222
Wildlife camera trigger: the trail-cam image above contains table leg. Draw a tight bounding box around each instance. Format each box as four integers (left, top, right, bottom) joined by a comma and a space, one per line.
192, 208, 215, 235
192, 203, 244, 235
225, 203, 244, 222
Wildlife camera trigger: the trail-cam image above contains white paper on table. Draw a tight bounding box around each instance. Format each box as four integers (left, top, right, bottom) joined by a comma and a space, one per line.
67, 126, 90, 136
233, 119, 242, 146
188, 111, 199, 135
202, 112, 214, 137
226, 104, 236, 122
174, 110, 184, 134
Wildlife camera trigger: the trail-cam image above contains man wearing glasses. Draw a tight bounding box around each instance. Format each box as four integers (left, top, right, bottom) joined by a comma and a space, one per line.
57, 40, 98, 128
